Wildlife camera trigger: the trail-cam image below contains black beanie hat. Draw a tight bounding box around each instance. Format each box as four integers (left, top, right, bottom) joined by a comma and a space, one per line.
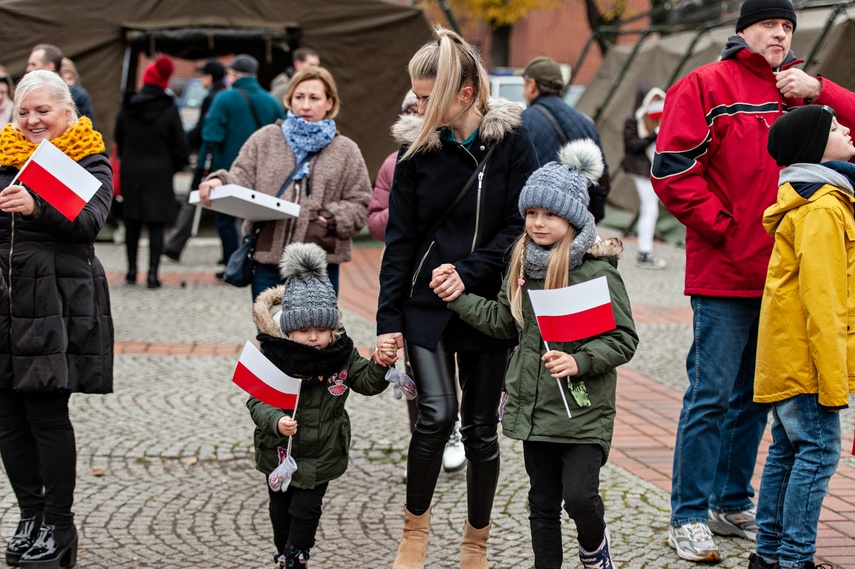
736, 0, 797, 32
767, 105, 835, 166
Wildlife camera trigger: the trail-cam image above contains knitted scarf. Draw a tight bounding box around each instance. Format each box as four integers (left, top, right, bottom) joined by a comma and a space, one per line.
0, 117, 105, 169
523, 240, 551, 279
256, 331, 354, 382
281, 111, 336, 180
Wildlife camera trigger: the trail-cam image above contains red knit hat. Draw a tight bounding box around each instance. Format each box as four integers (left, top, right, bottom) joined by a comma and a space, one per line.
142, 56, 174, 89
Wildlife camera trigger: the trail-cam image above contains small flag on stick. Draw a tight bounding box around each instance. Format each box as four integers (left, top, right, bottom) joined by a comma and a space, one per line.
233, 341, 302, 409
15, 140, 102, 221
528, 276, 616, 343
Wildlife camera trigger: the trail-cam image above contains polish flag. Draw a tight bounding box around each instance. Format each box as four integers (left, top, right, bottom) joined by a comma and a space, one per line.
17, 140, 101, 221
233, 341, 302, 409
528, 276, 616, 343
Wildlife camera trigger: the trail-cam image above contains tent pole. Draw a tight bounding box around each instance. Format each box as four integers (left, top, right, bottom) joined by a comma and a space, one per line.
434, 0, 462, 35
593, 30, 652, 124
801, 2, 851, 70
666, 28, 709, 88
570, 31, 602, 86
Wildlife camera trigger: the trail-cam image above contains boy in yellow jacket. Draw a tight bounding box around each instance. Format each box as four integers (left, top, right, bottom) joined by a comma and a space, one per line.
751, 104, 855, 569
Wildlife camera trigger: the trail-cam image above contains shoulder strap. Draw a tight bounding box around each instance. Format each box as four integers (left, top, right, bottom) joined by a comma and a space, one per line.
425, 144, 497, 238
533, 103, 568, 145
236, 87, 263, 130
275, 152, 317, 198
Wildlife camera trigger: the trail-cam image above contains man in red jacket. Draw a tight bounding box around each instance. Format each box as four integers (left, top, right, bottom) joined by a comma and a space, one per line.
651, 0, 855, 562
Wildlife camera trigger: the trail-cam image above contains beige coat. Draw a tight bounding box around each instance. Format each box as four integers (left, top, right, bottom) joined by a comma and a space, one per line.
210, 124, 371, 265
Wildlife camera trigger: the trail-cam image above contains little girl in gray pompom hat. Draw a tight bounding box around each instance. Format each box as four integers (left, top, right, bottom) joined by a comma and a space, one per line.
245, 242, 398, 567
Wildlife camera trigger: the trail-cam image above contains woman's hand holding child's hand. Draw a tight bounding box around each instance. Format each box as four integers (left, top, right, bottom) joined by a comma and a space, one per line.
277, 416, 297, 437
430, 264, 464, 302
543, 350, 579, 378
374, 338, 399, 366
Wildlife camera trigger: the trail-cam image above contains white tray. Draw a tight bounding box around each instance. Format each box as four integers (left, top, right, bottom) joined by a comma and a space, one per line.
189, 184, 300, 222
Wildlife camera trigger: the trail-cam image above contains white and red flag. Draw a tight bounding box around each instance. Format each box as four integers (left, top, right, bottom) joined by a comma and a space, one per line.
528, 276, 616, 343
16, 140, 101, 221
233, 341, 302, 409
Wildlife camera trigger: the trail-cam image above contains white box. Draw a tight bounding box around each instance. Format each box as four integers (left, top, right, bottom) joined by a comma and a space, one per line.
189, 184, 300, 222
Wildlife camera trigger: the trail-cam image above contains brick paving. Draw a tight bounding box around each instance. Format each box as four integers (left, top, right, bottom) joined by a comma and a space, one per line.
1, 229, 853, 568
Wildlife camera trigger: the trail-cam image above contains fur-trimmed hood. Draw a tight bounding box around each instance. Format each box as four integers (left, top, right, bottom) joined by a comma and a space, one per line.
391, 97, 522, 150
253, 285, 288, 337
587, 237, 623, 261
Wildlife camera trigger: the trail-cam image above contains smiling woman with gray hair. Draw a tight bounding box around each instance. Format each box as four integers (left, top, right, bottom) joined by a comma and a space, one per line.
0, 69, 113, 569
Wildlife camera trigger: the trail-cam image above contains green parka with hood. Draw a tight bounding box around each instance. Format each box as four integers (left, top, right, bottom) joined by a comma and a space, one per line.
448, 238, 638, 461
247, 286, 389, 489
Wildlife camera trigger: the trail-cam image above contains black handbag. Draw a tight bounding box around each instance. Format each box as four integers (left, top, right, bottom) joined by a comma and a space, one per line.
222, 223, 261, 287
221, 153, 316, 287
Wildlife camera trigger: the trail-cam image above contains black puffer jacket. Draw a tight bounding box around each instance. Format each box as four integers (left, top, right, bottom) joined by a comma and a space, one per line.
377, 99, 538, 351
0, 153, 114, 393
115, 84, 189, 223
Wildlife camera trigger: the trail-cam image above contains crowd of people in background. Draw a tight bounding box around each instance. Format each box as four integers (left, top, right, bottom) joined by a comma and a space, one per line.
1, 1, 854, 567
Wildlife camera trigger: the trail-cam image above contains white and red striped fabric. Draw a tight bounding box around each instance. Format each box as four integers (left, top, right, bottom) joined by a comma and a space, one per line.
233, 341, 302, 409
17, 140, 101, 221
527, 276, 616, 343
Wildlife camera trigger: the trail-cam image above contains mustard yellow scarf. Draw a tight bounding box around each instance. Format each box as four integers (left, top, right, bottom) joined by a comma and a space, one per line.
0, 117, 105, 169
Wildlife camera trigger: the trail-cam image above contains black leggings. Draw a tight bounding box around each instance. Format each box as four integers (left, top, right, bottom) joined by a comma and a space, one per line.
523, 441, 606, 567
0, 390, 75, 525
268, 481, 329, 553
404, 337, 508, 529
124, 219, 165, 273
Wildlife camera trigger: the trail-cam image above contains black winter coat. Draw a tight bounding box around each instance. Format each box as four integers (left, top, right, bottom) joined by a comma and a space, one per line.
0, 153, 114, 393
115, 85, 189, 223
377, 99, 538, 351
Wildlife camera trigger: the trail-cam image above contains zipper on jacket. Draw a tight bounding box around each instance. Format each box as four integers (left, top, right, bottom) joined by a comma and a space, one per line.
7, 216, 14, 315
471, 170, 485, 252
410, 240, 435, 297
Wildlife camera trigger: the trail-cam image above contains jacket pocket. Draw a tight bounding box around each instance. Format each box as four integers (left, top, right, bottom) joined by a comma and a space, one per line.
410, 240, 435, 297
339, 421, 351, 456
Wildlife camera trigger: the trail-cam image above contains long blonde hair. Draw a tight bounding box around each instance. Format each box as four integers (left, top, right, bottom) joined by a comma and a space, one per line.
507, 225, 577, 326
401, 26, 489, 160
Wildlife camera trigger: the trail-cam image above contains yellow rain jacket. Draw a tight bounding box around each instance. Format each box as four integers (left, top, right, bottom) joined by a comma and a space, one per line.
755, 170, 855, 408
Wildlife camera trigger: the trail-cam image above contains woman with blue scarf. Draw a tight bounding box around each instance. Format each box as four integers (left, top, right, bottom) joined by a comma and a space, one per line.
199, 66, 372, 298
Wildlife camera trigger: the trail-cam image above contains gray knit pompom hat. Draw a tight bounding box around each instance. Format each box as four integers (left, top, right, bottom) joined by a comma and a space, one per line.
278, 243, 339, 334
518, 139, 604, 266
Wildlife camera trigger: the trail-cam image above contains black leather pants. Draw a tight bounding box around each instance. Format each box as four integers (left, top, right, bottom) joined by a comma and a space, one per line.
404, 337, 508, 528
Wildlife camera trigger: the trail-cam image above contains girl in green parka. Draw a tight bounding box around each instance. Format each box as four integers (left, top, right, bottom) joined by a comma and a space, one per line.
247, 243, 398, 568
432, 139, 638, 568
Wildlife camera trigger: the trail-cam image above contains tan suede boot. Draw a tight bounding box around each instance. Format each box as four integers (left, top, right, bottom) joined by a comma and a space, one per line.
392, 507, 431, 569
460, 520, 491, 569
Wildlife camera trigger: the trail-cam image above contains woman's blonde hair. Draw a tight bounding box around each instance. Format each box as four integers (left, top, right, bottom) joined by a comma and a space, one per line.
13, 69, 77, 128
506, 225, 577, 326
284, 65, 340, 119
402, 26, 489, 160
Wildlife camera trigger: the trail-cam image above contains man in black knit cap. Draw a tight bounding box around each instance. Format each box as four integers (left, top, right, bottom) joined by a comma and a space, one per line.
651, 0, 855, 562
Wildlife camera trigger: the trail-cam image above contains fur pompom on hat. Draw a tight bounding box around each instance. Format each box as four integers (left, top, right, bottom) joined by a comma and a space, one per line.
519, 139, 604, 268
142, 56, 174, 89
278, 243, 339, 334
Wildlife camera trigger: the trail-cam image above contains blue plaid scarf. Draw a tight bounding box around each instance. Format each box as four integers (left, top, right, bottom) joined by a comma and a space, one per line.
281, 111, 337, 180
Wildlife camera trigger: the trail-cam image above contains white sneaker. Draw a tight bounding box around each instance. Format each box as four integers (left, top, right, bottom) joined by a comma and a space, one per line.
442, 419, 466, 472
708, 506, 758, 541
668, 523, 721, 563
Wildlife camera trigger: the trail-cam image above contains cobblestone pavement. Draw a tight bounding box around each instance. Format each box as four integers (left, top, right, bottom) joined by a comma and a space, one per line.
1, 226, 852, 568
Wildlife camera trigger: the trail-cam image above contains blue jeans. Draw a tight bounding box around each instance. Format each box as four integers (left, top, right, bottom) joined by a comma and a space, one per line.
755, 395, 841, 568
251, 261, 339, 301
671, 296, 770, 526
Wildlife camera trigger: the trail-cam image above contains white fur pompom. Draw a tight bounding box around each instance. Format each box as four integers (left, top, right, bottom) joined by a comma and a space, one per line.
556, 139, 604, 184
279, 242, 329, 280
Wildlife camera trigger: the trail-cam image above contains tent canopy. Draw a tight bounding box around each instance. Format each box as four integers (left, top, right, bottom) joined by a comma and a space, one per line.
0, 0, 432, 177
575, 4, 855, 211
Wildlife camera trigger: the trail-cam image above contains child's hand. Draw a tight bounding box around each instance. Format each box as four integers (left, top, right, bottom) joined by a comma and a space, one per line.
543, 350, 579, 378
430, 263, 464, 302
277, 416, 297, 436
